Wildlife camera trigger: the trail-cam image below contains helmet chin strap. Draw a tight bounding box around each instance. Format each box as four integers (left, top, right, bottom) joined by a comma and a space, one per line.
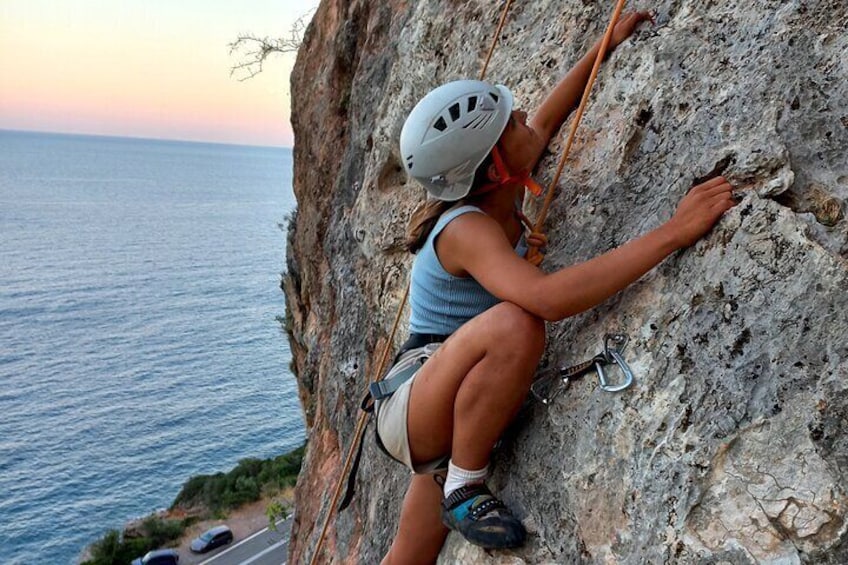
475, 145, 544, 197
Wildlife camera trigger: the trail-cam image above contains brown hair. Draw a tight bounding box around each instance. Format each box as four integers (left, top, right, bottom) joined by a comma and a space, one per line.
404, 154, 494, 253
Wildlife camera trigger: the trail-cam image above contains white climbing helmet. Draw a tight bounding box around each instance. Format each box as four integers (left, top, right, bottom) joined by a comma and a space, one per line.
400, 79, 514, 201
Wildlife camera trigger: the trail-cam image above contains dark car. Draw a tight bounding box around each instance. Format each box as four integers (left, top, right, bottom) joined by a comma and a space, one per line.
190, 524, 234, 553
130, 548, 179, 565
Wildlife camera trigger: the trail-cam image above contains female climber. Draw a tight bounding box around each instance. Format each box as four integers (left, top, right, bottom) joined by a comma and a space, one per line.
376, 10, 735, 563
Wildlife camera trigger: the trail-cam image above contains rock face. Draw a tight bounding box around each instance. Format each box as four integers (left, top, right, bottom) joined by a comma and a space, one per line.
284, 0, 848, 563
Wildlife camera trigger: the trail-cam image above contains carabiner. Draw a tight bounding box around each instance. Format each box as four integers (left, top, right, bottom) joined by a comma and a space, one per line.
530, 333, 635, 404
596, 333, 634, 392
530, 366, 568, 405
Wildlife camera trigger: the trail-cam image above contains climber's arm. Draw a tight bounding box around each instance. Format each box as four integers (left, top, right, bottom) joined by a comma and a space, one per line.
441, 176, 735, 321
529, 11, 652, 146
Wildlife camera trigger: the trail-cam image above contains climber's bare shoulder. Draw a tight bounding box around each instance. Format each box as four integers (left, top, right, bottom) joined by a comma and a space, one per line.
435, 213, 544, 305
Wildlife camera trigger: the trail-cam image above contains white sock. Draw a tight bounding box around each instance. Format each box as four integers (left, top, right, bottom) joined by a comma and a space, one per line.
443, 459, 489, 498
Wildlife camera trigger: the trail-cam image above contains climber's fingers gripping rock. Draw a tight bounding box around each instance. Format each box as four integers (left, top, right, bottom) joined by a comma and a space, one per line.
666, 175, 737, 248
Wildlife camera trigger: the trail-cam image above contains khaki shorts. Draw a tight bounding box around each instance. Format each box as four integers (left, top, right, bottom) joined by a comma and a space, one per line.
375, 343, 448, 474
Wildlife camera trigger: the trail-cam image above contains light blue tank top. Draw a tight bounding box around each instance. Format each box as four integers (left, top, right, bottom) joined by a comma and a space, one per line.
409, 205, 528, 335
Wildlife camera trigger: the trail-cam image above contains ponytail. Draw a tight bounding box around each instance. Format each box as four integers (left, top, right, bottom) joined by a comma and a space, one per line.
405, 199, 453, 253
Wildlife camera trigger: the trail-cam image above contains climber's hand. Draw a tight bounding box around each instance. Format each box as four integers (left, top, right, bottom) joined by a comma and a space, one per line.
665, 176, 736, 249
526, 247, 544, 267
527, 231, 548, 250
610, 11, 653, 49
526, 232, 548, 266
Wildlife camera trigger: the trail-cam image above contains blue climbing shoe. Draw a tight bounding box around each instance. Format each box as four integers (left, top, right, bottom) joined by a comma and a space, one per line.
441, 483, 527, 549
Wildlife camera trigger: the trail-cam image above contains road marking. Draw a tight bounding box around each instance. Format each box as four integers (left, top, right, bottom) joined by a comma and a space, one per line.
240, 538, 287, 565
197, 518, 289, 565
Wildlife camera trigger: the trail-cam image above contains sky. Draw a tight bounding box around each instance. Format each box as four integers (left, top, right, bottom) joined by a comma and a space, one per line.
0, 0, 320, 147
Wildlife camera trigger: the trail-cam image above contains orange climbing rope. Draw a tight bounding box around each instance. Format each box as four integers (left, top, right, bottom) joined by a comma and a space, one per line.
308, 1, 627, 562
479, 0, 515, 81
307, 284, 409, 565
531, 0, 628, 233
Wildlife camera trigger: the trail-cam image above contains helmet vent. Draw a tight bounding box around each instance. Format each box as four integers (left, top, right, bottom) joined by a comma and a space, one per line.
463, 114, 489, 129
467, 96, 478, 112
489, 91, 499, 103
448, 103, 461, 122
433, 117, 448, 132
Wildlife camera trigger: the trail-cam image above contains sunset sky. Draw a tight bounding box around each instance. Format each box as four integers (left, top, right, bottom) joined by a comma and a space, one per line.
0, 0, 320, 147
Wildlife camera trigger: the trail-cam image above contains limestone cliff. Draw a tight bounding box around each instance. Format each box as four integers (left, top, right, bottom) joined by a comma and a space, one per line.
284, 1, 848, 563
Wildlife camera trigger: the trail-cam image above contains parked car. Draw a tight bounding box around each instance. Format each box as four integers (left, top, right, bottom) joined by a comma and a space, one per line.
130, 548, 179, 565
190, 524, 234, 553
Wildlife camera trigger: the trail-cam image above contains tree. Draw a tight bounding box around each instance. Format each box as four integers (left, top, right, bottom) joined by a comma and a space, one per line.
229, 10, 314, 81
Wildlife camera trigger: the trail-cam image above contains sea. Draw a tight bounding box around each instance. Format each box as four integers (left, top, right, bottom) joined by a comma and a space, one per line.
0, 130, 307, 564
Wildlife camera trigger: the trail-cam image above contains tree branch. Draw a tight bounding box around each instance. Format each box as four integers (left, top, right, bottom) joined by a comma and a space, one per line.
229, 10, 314, 81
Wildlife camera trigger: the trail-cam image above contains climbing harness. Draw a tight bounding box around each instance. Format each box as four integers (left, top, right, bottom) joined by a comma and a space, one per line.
332, 339, 442, 514
309, 1, 629, 562
530, 333, 635, 405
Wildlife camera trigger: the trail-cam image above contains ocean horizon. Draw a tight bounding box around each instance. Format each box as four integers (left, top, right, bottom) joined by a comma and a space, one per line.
0, 130, 306, 564
0, 128, 293, 151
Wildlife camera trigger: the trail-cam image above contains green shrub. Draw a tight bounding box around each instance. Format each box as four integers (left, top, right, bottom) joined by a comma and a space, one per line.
83, 443, 305, 565
84, 529, 121, 565
82, 517, 186, 565
142, 516, 186, 547
171, 443, 305, 514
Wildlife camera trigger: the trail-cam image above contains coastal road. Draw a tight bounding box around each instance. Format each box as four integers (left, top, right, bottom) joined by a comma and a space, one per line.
196, 517, 291, 565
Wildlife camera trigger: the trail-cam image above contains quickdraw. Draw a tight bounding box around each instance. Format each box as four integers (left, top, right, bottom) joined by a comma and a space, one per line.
530, 333, 634, 405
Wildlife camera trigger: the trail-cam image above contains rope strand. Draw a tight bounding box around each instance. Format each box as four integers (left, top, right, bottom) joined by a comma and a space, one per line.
308, 283, 410, 565
480, 0, 515, 80
532, 0, 628, 233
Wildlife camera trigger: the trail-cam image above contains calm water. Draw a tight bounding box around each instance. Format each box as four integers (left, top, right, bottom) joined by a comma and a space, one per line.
0, 130, 306, 564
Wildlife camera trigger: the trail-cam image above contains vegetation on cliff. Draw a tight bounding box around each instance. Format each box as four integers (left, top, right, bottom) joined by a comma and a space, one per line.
171, 444, 305, 514
83, 443, 305, 565
82, 515, 194, 565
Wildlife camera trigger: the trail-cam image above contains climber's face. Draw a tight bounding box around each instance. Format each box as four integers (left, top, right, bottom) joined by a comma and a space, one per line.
497, 110, 543, 175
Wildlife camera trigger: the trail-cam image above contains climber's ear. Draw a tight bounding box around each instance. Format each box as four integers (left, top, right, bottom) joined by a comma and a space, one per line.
487, 163, 502, 182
